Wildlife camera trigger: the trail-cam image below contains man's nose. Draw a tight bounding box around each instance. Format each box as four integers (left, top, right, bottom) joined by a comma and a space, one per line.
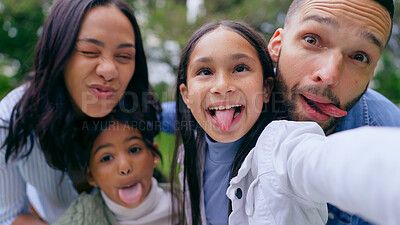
311, 51, 343, 88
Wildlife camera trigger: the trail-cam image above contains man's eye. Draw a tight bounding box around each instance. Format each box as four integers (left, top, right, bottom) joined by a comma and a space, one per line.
100, 155, 113, 162
304, 36, 319, 46
197, 68, 213, 76
129, 147, 141, 154
353, 53, 369, 63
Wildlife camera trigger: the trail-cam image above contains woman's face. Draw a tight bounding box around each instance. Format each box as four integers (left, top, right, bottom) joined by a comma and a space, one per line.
64, 5, 136, 118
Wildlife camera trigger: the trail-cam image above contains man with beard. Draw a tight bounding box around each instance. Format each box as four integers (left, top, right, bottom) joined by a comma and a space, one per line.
267, 0, 400, 224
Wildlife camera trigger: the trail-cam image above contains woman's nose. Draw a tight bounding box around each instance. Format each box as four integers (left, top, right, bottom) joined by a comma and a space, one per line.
96, 57, 118, 81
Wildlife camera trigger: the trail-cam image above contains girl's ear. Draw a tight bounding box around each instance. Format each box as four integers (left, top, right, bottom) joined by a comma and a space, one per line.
152, 143, 160, 168
179, 83, 191, 109
268, 28, 283, 63
263, 77, 274, 103
153, 142, 160, 168
86, 168, 97, 187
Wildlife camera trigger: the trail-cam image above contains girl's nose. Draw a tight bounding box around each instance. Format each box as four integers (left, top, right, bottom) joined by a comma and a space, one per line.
210, 72, 236, 95
120, 168, 131, 175
118, 157, 132, 175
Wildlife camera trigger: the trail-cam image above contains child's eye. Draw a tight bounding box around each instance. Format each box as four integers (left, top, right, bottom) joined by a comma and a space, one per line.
234, 64, 250, 73
129, 147, 141, 154
100, 155, 113, 162
196, 68, 213, 76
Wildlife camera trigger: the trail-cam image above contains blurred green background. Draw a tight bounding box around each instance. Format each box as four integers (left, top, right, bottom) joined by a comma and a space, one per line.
1, 0, 400, 176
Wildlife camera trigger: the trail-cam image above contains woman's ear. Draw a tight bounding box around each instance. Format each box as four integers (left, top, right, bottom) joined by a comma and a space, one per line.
86, 168, 97, 187
179, 83, 191, 109
268, 28, 283, 63
263, 77, 274, 103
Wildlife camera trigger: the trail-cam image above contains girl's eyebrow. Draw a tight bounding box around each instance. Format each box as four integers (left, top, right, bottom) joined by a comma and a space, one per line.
190, 53, 256, 68
93, 136, 143, 155
231, 53, 257, 63
77, 38, 135, 49
124, 136, 142, 143
93, 143, 112, 155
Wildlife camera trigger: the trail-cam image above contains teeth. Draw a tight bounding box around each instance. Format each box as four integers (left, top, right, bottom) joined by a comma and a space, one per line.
208, 104, 241, 110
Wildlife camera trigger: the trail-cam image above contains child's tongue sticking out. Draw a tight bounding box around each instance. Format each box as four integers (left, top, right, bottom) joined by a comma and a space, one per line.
119, 183, 143, 205
215, 108, 235, 132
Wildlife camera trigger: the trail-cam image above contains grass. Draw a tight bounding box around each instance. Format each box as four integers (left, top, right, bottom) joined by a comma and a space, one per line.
155, 131, 176, 179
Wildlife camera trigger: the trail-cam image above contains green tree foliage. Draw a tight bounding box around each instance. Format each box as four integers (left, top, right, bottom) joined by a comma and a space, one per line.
1, 0, 400, 107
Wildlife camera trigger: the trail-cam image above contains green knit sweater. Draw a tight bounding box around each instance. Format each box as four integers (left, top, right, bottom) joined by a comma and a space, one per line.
52, 189, 118, 225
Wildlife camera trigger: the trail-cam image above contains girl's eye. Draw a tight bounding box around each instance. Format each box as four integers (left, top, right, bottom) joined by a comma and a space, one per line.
129, 147, 141, 154
352, 53, 369, 63
304, 35, 320, 46
100, 155, 113, 162
196, 68, 213, 76
234, 64, 249, 73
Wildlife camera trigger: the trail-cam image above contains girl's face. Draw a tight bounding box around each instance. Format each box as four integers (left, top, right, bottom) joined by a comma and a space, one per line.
87, 121, 158, 209
64, 5, 136, 118
180, 28, 273, 143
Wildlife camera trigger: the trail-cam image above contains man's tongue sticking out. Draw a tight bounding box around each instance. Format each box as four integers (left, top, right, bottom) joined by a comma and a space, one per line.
215, 108, 235, 132
118, 183, 143, 205
313, 101, 347, 117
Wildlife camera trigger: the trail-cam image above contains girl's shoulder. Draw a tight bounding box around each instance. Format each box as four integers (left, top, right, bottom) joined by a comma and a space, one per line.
52, 189, 116, 225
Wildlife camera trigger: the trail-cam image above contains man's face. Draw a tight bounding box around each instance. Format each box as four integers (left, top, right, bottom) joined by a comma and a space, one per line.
268, 0, 391, 133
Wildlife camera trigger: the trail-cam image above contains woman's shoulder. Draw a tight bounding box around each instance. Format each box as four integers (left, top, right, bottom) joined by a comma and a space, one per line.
0, 84, 28, 121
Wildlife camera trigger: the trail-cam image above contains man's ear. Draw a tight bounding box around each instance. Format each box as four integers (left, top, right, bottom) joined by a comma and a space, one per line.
263, 77, 274, 103
86, 168, 97, 187
179, 83, 191, 109
268, 28, 283, 63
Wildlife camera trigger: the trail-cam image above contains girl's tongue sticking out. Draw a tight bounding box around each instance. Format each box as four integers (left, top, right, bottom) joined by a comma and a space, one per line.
215, 108, 235, 132
118, 183, 142, 205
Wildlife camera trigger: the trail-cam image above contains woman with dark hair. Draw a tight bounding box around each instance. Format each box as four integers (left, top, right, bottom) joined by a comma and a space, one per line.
0, 0, 159, 224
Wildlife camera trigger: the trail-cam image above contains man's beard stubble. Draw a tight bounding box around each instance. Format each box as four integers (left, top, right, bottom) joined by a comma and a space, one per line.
274, 60, 367, 134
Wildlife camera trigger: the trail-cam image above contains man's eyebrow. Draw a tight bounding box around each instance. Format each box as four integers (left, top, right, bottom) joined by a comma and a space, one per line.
302, 14, 339, 28
77, 38, 104, 47
359, 30, 383, 50
303, 14, 384, 50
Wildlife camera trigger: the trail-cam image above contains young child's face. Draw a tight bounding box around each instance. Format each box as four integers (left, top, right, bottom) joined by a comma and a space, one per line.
180, 27, 273, 143
87, 121, 159, 208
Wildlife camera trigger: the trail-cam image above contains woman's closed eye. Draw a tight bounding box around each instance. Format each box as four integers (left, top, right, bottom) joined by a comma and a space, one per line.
80, 50, 100, 57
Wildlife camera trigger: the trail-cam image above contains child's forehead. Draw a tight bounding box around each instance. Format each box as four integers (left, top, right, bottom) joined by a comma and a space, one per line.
190, 28, 258, 62
96, 121, 143, 140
